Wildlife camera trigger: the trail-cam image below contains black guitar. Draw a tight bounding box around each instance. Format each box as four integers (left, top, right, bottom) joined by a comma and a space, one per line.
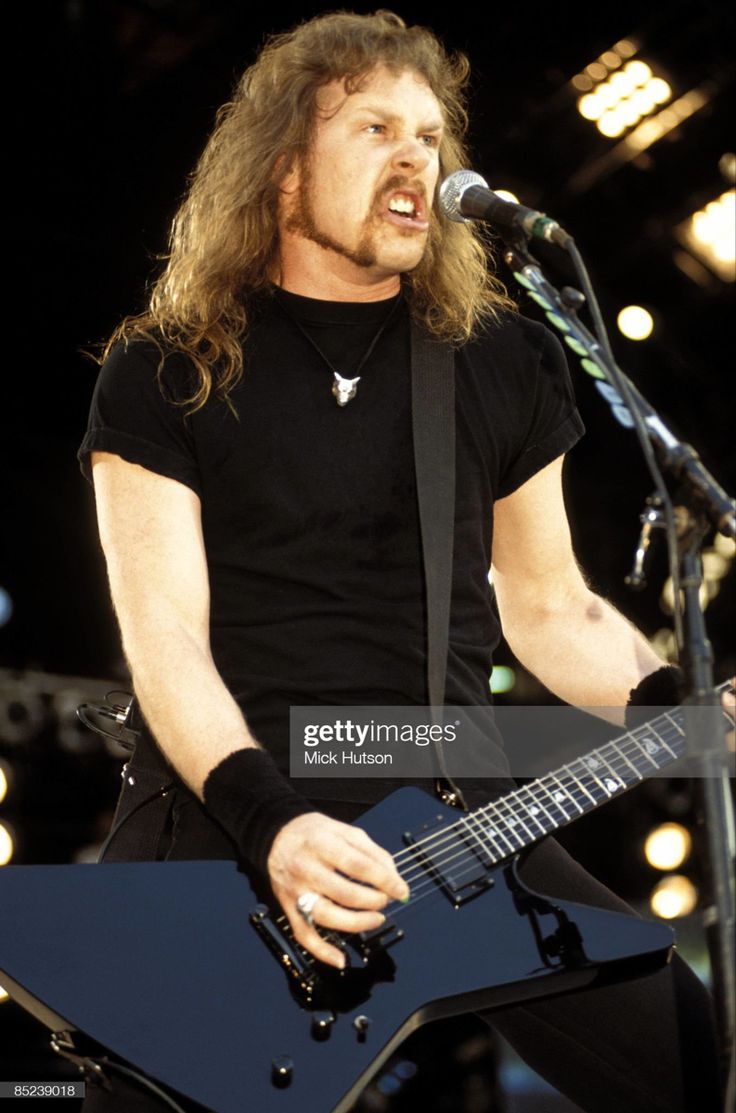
0, 692, 729, 1113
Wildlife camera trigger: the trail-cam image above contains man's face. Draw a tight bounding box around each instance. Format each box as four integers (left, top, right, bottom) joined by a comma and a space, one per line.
281, 66, 444, 282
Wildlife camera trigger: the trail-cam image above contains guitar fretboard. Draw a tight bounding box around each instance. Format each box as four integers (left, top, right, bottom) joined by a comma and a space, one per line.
451, 687, 732, 867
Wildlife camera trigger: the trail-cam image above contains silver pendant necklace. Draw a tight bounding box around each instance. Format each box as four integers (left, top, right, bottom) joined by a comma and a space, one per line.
331, 372, 361, 407
276, 291, 402, 406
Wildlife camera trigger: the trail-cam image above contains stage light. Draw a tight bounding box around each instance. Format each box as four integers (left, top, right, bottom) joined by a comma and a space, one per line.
660, 577, 712, 613
578, 94, 604, 121
575, 51, 675, 145
0, 586, 12, 628
618, 101, 642, 129
613, 40, 638, 59
0, 762, 8, 804
714, 533, 736, 559
608, 70, 637, 98
649, 628, 678, 661
650, 875, 698, 919
0, 985, 9, 1004
629, 87, 658, 116
645, 823, 692, 870
702, 551, 730, 581
490, 667, 515, 694
677, 189, 735, 283
719, 152, 735, 182
585, 62, 608, 82
597, 112, 627, 138
617, 306, 654, 340
0, 822, 14, 866
649, 78, 672, 105
623, 60, 652, 86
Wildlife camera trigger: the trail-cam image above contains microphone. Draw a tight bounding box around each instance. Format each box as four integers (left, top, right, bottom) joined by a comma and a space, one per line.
439, 170, 571, 247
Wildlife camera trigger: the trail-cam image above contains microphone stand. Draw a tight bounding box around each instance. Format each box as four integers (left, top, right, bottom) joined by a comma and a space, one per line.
499, 230, 736, 1104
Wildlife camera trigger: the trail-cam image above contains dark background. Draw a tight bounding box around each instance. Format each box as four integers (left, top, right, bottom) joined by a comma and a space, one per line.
1, 2, 734, 1108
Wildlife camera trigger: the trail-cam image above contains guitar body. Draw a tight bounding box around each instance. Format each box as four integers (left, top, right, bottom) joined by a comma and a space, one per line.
0, 786, 673, 1113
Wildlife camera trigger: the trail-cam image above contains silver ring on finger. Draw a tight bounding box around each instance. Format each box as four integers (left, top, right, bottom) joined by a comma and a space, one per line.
296, 890, 320, 928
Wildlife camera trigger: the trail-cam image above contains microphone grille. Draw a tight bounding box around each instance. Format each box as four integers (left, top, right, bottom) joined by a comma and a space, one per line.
439, 170, 489, 222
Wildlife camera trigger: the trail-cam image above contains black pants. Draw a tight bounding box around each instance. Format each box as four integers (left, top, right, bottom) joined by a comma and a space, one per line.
81, 763, 722, 1113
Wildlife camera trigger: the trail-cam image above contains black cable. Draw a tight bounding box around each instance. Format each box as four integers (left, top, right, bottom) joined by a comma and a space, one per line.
91, 1058, 191, 1112
564, 237, 686, 658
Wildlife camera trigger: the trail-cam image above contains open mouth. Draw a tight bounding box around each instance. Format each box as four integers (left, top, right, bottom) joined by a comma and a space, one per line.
384, 191, 428, 230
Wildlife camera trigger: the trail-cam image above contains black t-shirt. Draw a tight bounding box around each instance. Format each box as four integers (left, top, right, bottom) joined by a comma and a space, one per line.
79, 289, 584, 802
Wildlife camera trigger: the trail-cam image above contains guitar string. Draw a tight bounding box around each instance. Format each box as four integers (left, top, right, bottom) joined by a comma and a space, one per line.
391, 711, 693, 893
385, 690, 730, 879
377, 697, 731, 909
387, 706, 682, 871
389, 739, 677, 903
296, 719, 679, 956
283, 695, 731, 965
384, 702, 695, 880
386, 723, 685, 903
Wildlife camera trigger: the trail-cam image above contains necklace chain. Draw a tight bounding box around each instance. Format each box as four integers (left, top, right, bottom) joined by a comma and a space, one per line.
275, 291, 402, 406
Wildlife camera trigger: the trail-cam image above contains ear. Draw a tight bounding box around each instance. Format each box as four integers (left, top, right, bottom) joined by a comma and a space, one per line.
273, 152, 301, 195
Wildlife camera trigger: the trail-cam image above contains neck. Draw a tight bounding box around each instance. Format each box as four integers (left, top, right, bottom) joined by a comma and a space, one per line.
274, 242, 402, 303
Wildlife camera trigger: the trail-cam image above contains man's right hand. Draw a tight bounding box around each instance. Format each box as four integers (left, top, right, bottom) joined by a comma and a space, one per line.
267, 812, 410, 968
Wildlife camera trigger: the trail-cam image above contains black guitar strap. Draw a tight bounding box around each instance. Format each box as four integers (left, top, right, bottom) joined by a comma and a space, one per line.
410, 319, 468, 810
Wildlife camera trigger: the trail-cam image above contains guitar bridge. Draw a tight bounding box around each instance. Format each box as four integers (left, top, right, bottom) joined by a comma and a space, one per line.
250, 904, 398, 1009
250, 904, 324, 1003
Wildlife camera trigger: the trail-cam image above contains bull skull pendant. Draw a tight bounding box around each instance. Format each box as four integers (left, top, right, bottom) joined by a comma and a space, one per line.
332, 372, 361, 407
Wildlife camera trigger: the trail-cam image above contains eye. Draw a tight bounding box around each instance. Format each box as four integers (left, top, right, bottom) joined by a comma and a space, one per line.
420, 134, 440, 147
365, 123, 386, 135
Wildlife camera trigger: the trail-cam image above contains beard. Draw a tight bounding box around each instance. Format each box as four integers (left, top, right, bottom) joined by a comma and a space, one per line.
284, 161, 425, 272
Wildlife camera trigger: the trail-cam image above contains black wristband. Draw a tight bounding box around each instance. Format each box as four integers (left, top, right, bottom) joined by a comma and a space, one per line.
626, 665, 684, 730
202, 748, 315, 876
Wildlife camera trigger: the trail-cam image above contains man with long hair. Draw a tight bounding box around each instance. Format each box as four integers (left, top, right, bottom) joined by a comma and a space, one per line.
79, 10, 722, 1112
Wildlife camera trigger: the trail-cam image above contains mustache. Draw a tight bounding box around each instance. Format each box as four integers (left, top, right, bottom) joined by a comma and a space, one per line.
375, 176, 428, 209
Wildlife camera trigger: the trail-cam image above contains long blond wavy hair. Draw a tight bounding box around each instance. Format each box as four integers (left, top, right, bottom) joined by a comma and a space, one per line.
103, 10, 514, 412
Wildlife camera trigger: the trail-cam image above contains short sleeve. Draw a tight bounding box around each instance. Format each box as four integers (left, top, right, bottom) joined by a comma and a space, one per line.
78, 339, 202, 497
496, 326, 584, 499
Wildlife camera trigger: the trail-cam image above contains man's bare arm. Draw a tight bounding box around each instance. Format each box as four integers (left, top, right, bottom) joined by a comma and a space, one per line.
91, 451, 408, 966
91, 450, 259, 797
491, 455, 664, 719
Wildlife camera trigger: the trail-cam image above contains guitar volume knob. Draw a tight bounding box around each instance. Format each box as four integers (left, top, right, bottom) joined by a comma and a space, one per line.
311, 1011, 335, 1040
271, 1056, 294, 1087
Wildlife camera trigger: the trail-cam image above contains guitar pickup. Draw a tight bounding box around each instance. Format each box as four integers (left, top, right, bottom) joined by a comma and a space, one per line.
403, 814, 495, 906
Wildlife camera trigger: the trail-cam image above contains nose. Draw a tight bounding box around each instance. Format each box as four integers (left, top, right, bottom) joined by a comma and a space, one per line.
391, 134, 431, 174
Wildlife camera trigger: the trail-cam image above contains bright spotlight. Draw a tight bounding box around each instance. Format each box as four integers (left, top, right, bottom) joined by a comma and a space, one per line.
644, 823, 692, 870
624, 60, 653, 86
678, 189, 735, 283
0, 822, 14, 866
649, 875, 698, 919
597, 111, 627, 138
617, 306, 654, 340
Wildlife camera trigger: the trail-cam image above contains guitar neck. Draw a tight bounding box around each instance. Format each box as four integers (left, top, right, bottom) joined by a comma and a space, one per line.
453, 683, 732, 866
